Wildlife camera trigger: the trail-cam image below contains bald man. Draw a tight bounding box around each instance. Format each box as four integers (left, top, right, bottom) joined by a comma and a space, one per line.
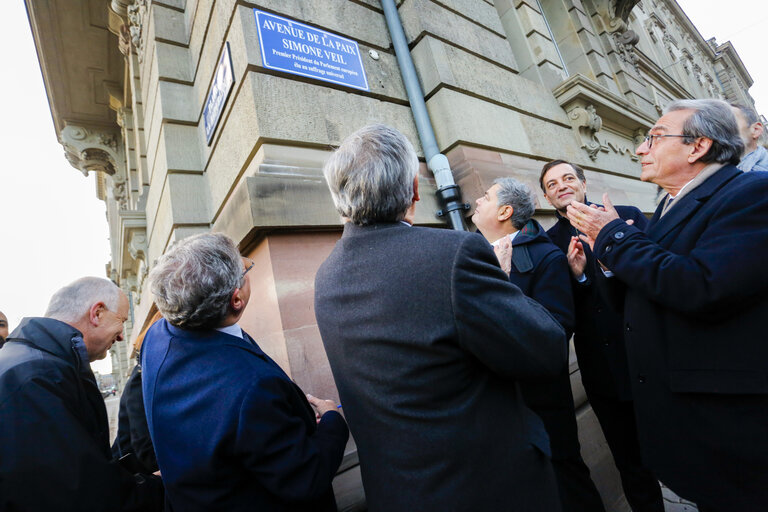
0, 312, 8, 347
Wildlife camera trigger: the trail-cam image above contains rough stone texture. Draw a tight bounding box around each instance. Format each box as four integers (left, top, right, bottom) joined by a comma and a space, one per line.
204, 71, 419, 214
412, 37, 571, 126
399, 0, 518, 71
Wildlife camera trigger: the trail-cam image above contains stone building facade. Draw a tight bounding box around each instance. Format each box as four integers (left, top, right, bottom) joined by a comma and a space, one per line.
26, 0, 761, 509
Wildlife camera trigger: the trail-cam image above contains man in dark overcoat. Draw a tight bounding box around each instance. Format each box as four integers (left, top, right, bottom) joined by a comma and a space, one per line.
541, 160, 663, 512
315, 124, 568, 512
569, 99, 768, 512
474, 177, 605, 512
0, 277, 163, 511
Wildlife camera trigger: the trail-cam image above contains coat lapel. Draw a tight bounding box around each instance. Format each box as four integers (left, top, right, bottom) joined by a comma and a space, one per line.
646, 165, 741, 244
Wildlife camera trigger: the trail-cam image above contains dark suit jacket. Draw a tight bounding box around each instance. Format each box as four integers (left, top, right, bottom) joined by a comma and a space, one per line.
315, 222, 567, 512
593, 165, 768, 510
505, 219, 580, 458
142, 320, 349, 512
547, 205, 648, 400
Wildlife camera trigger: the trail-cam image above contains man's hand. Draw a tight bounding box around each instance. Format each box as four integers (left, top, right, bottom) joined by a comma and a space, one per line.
566, 236, 587, 278
566, 193, 620, 250
493, 236, 512, 275
306, 394, 339, 422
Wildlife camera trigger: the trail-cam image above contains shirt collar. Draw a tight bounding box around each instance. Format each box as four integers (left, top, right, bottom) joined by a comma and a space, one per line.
491, 230, 519, 246
215, 323, 243, 339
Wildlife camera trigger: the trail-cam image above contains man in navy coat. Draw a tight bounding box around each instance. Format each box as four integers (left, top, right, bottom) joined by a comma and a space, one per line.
315, 124, 567, 511
569, 99, 768, 512
474, 177, 604, 512
143, 232, 349, 512
540, 160, 663, 512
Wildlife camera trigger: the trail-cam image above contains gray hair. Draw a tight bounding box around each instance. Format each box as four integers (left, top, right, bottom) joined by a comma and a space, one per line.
323, 124, 419, 225
45, 277, 122, 323
494, 177, 536, 230
664, 99, 744, 165
149, 232, 244, 330
732, 103, 760, 126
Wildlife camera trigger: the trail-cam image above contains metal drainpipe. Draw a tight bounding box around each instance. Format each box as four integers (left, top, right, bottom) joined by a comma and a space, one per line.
381, 0, 469, 231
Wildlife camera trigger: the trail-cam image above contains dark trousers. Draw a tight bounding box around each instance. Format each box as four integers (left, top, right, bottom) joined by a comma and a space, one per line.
588, 393, 664, 512
551, 454, 606, 512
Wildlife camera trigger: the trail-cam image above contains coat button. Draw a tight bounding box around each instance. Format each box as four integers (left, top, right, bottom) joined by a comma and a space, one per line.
638, 374, 646, 383
625, 322, 632, 332
604, 245, 613, 253
614, 231, 625, 240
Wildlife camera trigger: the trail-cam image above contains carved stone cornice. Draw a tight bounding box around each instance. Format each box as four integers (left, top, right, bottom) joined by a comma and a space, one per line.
60, 124, 125, 177
554, 74, 656, 162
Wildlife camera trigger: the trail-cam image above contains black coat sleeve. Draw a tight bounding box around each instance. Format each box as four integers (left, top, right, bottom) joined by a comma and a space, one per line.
124, 369, 158, 473
527, 250, 576, 340
594, 176, 768, 317
451, 234, 567, 379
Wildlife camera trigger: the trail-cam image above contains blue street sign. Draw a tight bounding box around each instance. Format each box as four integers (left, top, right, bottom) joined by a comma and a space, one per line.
203, 42, 235, 144
254, 9, 369, 92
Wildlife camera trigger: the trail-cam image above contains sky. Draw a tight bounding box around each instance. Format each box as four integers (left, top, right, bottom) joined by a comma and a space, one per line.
0, 1, 766, 376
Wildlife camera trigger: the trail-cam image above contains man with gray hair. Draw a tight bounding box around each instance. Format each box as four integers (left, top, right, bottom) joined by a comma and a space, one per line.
569, 99, 768, 511
473, 177, 605, 512
0, 277, 163, 511
141, 232, 348, 511
731, 103, 768, 172
315, 124, 567, 511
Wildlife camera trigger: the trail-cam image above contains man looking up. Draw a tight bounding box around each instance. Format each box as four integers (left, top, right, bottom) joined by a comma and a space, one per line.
731, 103, 768, 172
315, 124, 567, 512
474, 177, 605, 512
568, 99, 768, 511
142, 232, 348, 511
0, 277, 163, 511
0, 311, 8, 347
540, 160, 663, 512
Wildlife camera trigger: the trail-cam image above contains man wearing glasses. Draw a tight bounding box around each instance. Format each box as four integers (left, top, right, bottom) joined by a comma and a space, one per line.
141, 232, 348, 511
0, 277, 163, 511
566, 99, 768, 512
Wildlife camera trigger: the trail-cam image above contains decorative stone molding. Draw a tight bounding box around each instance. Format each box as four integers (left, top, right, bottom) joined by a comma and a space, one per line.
568, 104, 603, 160
118, 23, 132, 57
60, 125, 125, 177
554, 76, 654, 163
612, 29, 640, 70
111, 172, 129, 210
127, 0, 149, 62
128, 229, 149, 298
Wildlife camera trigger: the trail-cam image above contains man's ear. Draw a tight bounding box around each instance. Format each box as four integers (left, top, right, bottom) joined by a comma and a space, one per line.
751, 122, 764, 140
89, 302, 106, 327
412, 175, 420, 202
230, 288, 246, 314
688, 137, 713, 163
497, 205, 513, 222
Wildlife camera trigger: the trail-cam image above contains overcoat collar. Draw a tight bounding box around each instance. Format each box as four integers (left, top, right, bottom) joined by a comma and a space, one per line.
647, 165, 741, 243
7, 317, 88, 373
341, 221, 408, 238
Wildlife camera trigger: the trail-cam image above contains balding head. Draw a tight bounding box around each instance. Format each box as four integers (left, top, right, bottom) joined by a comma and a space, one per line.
45, 277, 129, 362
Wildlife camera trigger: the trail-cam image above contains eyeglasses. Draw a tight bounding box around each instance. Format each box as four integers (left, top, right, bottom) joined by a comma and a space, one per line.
644, 134, 690, 148
240, 257, 255, 283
